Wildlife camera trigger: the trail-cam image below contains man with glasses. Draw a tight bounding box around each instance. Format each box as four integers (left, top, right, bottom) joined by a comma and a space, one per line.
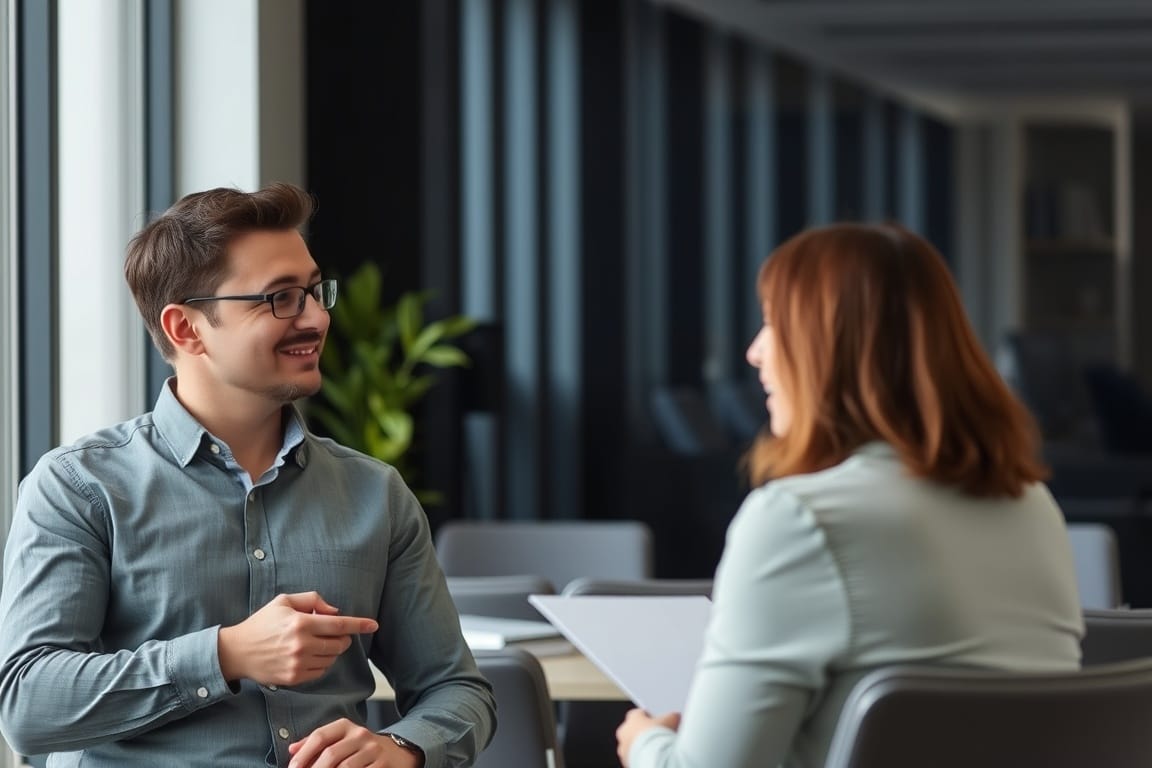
0, 184, 495, 767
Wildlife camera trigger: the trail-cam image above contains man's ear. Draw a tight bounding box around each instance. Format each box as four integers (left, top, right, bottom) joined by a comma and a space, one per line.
160, 304, 206, 356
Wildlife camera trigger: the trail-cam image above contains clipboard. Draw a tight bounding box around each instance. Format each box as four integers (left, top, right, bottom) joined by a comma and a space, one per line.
528, 594, 712, 713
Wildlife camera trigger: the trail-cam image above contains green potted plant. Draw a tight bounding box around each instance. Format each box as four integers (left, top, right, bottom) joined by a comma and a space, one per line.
307, 262, 475, 502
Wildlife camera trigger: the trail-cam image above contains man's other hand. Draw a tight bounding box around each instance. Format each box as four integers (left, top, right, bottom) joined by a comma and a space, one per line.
288, 719, 423, 768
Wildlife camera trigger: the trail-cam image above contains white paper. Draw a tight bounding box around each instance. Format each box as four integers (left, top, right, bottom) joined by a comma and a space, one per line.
529, 594, 712, 713
459, 614, 562, 649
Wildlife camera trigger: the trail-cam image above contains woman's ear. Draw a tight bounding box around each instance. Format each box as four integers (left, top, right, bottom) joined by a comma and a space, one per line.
160, 304, 205, 357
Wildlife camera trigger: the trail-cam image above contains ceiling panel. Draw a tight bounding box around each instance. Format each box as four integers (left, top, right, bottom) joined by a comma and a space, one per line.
661, 0, 1152, 107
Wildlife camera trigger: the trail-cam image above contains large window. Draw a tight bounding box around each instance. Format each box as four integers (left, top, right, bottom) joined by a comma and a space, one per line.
1, 0, 17, 540
57, 0, 146, 442
2, 2, 18, 765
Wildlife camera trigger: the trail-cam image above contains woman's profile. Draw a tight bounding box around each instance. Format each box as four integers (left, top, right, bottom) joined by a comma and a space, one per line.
616, 222, 1084, 768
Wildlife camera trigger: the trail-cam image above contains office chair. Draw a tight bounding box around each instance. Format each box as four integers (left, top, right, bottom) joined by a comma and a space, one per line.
1083, 363, 1152, 454
435, 520, 654, 593
1082, 608, 1152, 666
473, 647, 565, 768
1066, 521, 1123, 609
448, 574, 556, 621
824, 659, 1152, 768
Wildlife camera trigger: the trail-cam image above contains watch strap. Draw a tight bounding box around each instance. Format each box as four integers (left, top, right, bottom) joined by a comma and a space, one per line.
384, 731, 423, 755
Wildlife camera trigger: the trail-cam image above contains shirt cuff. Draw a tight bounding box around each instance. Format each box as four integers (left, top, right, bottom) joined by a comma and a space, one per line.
382, 718, 459, 768
165, 625, 234, 711
629, 725, 678, 768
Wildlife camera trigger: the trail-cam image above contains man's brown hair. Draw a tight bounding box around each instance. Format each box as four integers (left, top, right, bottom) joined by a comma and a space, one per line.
124, 183, 314, 360
747, 222, 1047, 497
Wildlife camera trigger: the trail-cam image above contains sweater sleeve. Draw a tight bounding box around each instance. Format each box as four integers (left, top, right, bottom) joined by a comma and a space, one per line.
629, 484, 852, 768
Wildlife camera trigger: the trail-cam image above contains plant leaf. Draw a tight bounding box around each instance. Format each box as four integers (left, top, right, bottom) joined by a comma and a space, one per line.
396, 292, 425, 351
427, 315, 477, 339
307, 265, 476, 496
420, 345, 470, 368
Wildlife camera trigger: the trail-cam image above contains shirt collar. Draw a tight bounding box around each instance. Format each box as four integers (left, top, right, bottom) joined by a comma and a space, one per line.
152, 377, 308, 468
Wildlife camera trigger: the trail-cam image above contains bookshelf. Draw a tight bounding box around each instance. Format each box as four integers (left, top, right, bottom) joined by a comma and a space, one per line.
1021, 123, 1117, 337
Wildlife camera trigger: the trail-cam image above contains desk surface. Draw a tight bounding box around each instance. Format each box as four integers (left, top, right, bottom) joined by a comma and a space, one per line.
372, 650, 626, 702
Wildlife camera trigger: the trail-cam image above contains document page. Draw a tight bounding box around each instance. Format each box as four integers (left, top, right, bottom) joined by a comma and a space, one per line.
529, 594, 712, 714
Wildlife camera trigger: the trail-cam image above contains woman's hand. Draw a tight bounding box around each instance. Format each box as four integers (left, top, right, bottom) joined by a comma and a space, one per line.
616, 707, 681, 767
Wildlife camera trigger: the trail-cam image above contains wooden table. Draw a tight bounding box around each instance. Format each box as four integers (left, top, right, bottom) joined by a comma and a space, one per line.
371, 649, 627, 701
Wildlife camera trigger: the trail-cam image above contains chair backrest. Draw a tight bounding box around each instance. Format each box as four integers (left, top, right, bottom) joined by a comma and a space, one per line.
473, 647, 564, 768
1083, 363, 1152, 454
447, 575, 556, 621
1082, 608, 1152, 666
825, 660, 1152, 768
562, 577, 713, 598
435, 520, 654, 592
1066, 521, 1123, 609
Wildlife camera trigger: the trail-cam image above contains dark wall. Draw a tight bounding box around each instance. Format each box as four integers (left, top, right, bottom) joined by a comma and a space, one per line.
303, 0, 955, 579
305, 3, 422, 302
579, 1, 627, 523
1132, 105, 1152, 392
663, 13, 705, 387
775, 55, 808, 240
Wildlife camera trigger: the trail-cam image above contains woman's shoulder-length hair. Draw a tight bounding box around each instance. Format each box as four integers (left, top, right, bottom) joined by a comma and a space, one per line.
747, 222, 1047, 498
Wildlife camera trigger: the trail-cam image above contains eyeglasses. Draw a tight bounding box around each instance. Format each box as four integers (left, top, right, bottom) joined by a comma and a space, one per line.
182, 279, 339, 319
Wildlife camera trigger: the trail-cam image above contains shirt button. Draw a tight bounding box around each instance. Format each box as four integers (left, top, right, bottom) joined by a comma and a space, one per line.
253, 548, 266, 561
248, 492, 255, 503
196, 687, 208, 699
278, 727, 290, 740
267, 684, 278, 691
209, 444, 221, 455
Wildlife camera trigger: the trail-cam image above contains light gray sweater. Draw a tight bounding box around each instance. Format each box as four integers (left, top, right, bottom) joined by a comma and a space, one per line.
630, 442, 1084, 768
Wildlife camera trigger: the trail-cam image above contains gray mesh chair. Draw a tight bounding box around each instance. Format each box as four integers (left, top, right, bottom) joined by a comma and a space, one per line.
1066, 521, 1123, 609
825, 659, 1152, 768
448, 575, 556, 621
435, 520, 654, 593
1082, 608, 1152, 666
473, 647, 564, 768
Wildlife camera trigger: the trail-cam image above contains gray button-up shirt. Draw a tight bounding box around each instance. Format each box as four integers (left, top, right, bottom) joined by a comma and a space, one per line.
0, 381, 495, 767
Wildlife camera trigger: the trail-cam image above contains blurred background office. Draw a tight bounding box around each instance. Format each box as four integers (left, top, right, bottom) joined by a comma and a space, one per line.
4, 0, 1152, 728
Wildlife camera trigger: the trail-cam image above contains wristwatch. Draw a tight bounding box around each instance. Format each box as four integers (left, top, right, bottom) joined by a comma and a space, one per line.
384, 731, 424, 756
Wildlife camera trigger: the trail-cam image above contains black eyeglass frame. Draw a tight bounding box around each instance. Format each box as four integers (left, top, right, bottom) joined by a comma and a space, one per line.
182, 279, 338, 319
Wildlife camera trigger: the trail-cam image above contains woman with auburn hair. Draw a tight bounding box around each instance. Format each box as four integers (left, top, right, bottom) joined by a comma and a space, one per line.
616, 223, 1084, 768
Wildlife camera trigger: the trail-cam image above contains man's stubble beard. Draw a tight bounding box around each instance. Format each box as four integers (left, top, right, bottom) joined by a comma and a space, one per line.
263, 380, 320, 404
